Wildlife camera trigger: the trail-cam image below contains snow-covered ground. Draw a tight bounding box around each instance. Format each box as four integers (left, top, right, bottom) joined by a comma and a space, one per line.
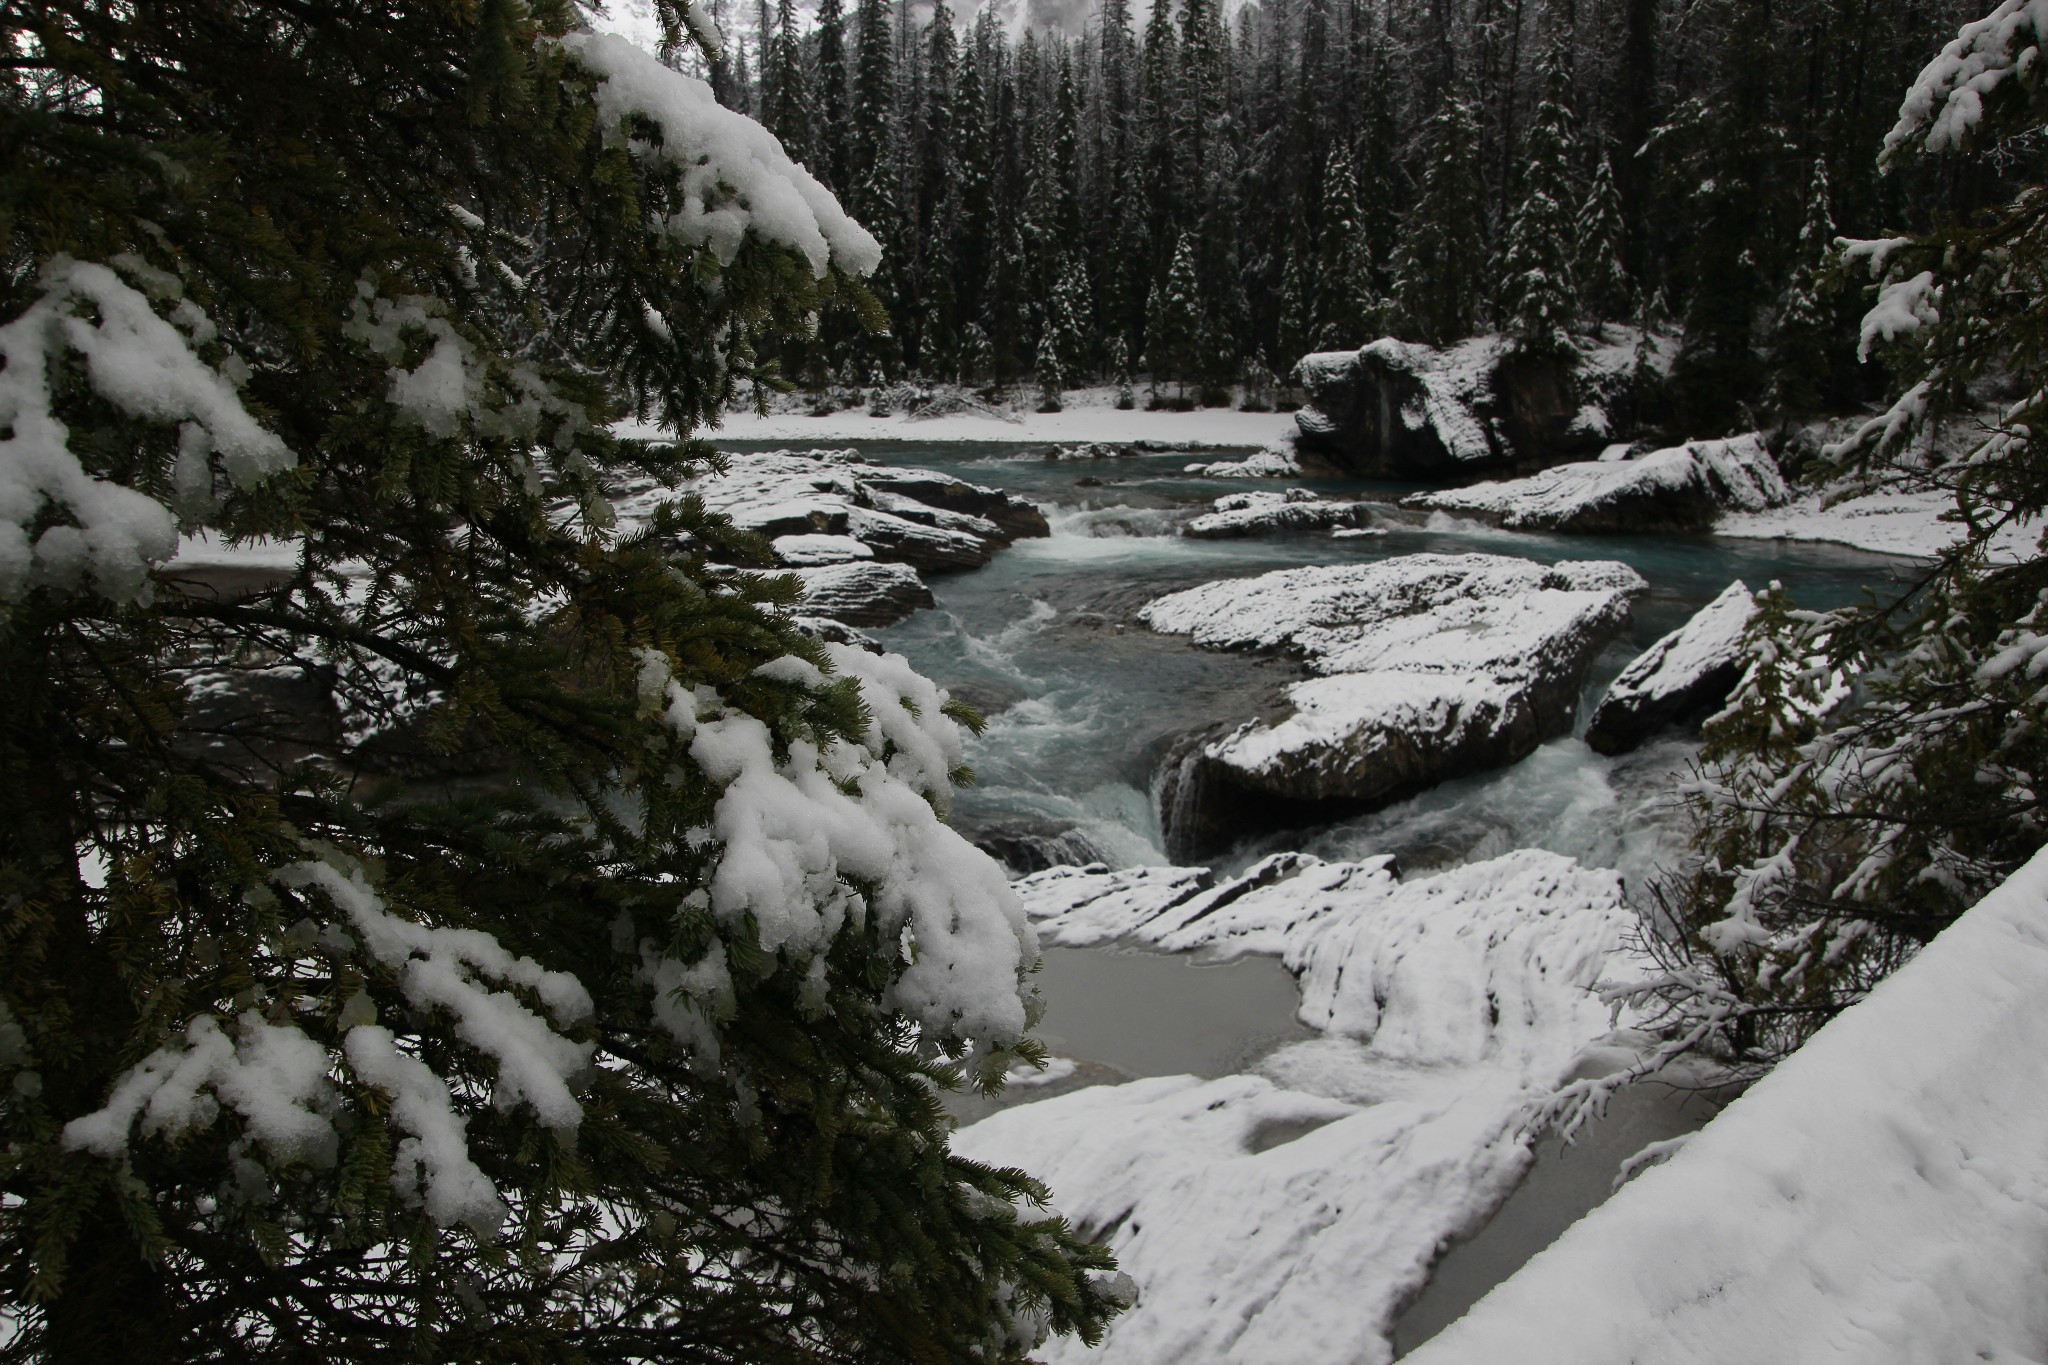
1406, 843, 2048, 1365
1717, 482, 2039, 563
658, 385, 1301, 447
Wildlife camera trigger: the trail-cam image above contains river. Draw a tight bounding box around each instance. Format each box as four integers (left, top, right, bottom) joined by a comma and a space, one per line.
718, 436, 1910, 1343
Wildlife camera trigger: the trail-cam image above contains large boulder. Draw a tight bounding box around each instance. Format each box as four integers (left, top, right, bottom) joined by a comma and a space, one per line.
1405, 435, 1790, 533
1585, 581, 1755, 755
1294, 334, 1633, 479
612, 446, 1047, 568
1183, 488, 1384, 539
788, 561, 935, 627
1140, 554, 1644, 861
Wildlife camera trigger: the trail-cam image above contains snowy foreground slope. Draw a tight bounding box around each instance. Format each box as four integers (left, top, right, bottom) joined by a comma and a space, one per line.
1406, 844, 2048, 1365
955, 850, 1644, 1365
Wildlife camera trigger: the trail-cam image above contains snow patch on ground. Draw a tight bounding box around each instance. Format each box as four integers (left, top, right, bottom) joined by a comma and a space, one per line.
1407, 843, 2048, 1365
685, 387, 1299, 447
1716, 481, 2038, 563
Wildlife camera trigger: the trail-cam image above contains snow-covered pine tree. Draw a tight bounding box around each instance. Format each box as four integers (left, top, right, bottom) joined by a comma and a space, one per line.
1768, 156, 1836, 421
816, 0, 854, 192
765, 0, 811, 164
1393, 92, 1486, 346
1499, 34, 1580, 360
0, 3, 1126, 1358
1313, 144, 1372, 350
1278, 242, 1314, 365
1108, 334, 1137, 408
959, 318, 996, 389
1625, 2, 2048, 1081
1575, 151, 1630, 324
1035, 325, 1066, 410
1147, 234, 1204, 403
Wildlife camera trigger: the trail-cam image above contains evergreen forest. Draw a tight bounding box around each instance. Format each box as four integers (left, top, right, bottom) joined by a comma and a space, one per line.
704, 0, 2014, 428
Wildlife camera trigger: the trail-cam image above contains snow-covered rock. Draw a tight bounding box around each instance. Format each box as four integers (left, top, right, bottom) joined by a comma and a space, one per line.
1183, 488, 1381, 539
1585, 581, 1756, 755
1140, 555, 1644, 860
1405, 843, 2048, 1365
964, 848, 1639, 1365
1293, 332, 1644, 479
1184, 442, 1305, 478
787, 561, 934, 627
1404, 435, 1791, 533
609, 448, 1046, 624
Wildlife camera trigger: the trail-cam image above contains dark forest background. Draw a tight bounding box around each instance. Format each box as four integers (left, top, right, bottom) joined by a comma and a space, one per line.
694, 0, 2017, 429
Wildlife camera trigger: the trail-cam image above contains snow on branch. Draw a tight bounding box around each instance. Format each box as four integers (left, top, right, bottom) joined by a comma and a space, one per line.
0, 257, 292, 604
559, 31, 882, 279
281, 861, 595, 1134
61, 1012, 339, 1166
640, 643, 1037, 1051
1884, 0, 2048, 163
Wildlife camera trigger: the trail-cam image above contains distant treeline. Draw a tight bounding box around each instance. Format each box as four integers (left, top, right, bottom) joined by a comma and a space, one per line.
704, 0, 2006, 427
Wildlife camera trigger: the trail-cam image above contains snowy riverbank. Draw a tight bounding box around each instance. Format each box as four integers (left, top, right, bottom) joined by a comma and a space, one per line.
663, 385, 1302, 447
1406, 843, 2048, 1365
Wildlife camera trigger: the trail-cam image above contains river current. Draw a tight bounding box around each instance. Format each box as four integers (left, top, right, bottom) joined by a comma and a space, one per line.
727, 438, 1909, 888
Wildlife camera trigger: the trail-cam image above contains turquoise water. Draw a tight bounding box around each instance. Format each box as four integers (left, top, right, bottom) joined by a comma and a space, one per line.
717, 439, 1912, 884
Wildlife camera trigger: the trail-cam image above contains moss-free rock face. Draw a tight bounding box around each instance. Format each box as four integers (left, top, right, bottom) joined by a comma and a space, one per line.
1405, 436, 1790, 534
1141, 554, 1644, 861
1292, 333, 1642, 479
1585, 580, 1755, 755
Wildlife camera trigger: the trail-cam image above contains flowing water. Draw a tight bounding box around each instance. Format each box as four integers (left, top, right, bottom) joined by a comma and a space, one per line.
719, 436, 1913, 1318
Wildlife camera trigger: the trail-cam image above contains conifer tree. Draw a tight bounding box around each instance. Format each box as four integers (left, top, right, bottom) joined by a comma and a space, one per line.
1575, 151, 1630, 323
1147, 233, 1203, 401
765, 0, 813, 163
1394, 93, 1487, 345
1625, 4, 2048, 1084
816, 0, 854, 191
1768, 157, 1836, 420
0, 4, 1127, 1359
1314, 144, 1373, 349
1500, 36, 1581, 359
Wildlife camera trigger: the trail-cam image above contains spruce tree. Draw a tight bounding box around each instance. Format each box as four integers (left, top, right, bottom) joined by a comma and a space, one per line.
1147, 234, 1203, 402
0, 4, 1126, 1359
1313, 144, 1373, 350
1768, 157, 1836, 420
1575, 151, 1630, 324
1635, 6, 2048, 1080
1394, 93, 1486, 346
1500, 36, 1581, 359
815, 0, 854, 192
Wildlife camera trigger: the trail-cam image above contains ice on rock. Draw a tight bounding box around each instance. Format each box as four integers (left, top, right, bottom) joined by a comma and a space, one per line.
1141, 555, 1641, 858
1406, 844, 2048, 1365
968, 849, 1640, 1365
1403, 435, 1791, 534
1585, 580, 1756, 755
